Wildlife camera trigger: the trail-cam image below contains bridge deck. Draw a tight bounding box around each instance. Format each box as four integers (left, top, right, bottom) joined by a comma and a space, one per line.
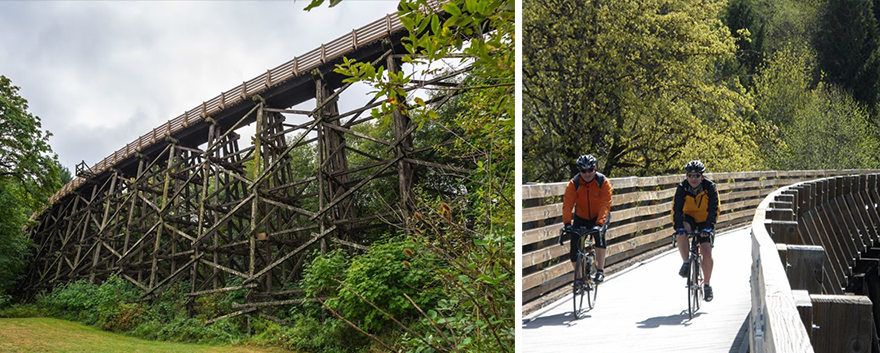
521, 227, 752, 352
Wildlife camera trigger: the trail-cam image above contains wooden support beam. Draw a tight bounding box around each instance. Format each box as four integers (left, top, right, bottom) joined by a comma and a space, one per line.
785, 245, 825, 294
792, 290, 814, 342
810, 294, 874, 353
766, 220, 800, 245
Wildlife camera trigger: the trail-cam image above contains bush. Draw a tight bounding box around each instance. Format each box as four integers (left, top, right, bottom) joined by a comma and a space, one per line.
36, 274, 141, 327
303, 239, 441, 333
0, 303, 42, 318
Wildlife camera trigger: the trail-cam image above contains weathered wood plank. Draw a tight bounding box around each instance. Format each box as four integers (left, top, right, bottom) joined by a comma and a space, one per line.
810, 294, 873, 353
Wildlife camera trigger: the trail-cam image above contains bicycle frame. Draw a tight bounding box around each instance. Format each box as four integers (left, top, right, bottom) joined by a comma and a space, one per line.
563, 226, 600, 319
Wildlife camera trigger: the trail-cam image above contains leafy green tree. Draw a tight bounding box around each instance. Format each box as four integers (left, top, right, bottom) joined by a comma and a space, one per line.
524, 0, 759, 180
779, 85, 880, 169
1, 76, 60, 204
722, 0, 823, 92
750, 42, 813, 166
752, 41, 880, 169
0, 183, 31, 302
0, 75, 61, 300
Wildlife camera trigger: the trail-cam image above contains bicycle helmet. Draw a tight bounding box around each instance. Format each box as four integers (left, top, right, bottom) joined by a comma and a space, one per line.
576, 154, 598, 171
684, 160, 706, 174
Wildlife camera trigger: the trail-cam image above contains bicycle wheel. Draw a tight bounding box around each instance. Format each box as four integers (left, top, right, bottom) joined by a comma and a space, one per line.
695, 258, 702, 312
573, 253, 586, 319
688, 257, 701, 319
586, 254, 598, 309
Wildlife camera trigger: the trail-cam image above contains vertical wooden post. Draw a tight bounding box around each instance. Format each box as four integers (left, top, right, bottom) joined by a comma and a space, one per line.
151, 145, 176, 289
315, 78, 352, 241
315, 80, 327, 255
386, 54, 414, 218
779, 191, 799, 220
810, 294, 873, 353
123, 157, 145, 271
792, 290, 814, 342
193, 123, 215, 295
786, 245, 825, 293
766, 220, 800, 244
250, 104, 263, 279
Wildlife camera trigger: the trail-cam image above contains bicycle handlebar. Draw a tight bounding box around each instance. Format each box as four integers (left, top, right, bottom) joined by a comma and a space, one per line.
560, 226, 601, 237
671, 229, 709, 247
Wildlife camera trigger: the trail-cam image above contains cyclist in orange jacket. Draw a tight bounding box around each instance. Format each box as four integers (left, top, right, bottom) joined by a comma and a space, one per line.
672, 160, 720, 302
558, 154, 613, 283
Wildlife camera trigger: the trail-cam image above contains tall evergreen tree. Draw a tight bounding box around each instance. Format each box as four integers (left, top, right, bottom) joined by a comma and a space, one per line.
814, 0, 880, 109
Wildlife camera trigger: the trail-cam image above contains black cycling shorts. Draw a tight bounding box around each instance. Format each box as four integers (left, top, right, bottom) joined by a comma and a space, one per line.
682, 214, 714, 247
569, 214, 609, 262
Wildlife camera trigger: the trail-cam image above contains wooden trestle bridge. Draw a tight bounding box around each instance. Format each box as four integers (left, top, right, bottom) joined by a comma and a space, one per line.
20, 3, 466, 324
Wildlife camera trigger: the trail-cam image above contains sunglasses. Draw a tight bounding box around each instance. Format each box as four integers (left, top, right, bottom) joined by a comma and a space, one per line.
687, 173, 702, 179
579, 168, 596, 173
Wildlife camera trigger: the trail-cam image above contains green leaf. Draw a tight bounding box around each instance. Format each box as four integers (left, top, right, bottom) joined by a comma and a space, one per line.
444, 2, 461, 16
431, 14, 440, 35
303, 0, 324, 11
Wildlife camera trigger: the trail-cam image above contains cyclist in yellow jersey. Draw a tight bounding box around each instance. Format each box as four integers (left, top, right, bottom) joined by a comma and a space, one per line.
672, 160, 720, 302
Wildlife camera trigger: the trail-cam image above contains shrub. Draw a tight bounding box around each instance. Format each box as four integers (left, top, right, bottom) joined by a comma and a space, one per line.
301, 239, 441, 336
0, 303, 42, 318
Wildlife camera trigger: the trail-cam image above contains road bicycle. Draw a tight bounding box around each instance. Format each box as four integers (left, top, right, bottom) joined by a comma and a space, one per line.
562, 226, 600, 319
674, 230, 705, 320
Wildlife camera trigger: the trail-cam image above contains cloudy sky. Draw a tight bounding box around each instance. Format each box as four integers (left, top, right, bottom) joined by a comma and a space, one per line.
0, 0, 400, 172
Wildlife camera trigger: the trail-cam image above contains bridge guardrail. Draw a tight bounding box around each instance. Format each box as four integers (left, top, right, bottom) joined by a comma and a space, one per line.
750, 172, 880, 353
522, 169, 869, 313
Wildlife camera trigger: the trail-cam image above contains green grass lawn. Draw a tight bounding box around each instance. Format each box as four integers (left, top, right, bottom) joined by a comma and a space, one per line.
0, 318, 291, 353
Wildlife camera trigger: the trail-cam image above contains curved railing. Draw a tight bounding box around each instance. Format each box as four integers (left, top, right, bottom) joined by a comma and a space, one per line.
521, 170, 874, 313
46, 1, 442, 207
750, 172, 880, 352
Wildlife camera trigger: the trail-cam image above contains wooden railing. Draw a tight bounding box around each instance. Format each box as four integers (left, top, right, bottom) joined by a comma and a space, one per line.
522, 170, 871, 312
750, 172, 880, 353
46, 1, 442, 207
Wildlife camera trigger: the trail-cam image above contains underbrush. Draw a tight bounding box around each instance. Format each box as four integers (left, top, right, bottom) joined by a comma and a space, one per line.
0, 232, 510, 352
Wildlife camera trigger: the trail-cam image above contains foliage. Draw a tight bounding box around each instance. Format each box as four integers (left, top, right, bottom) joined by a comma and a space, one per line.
0, 183, 32, 296
751, 39, 880, 170
750, 42, 813, 166
302, 0, 515, 352
723, 0, 765, 87
779, 85, 880, 170
405, 196, 514, 352
813, 0, 880, 109
36, 275, 142, 329
0, 75, 61, 203
31, 277, 250, 345
0, 75, 62, 300
0, 303, 40, 318
301, 239, 442, 332
253, 314, 350, 353
523, 0, 760, 180
749, 0, 821, 55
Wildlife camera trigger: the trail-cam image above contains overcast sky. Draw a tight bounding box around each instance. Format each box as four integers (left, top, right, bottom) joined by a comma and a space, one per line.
0, 0, 400, 172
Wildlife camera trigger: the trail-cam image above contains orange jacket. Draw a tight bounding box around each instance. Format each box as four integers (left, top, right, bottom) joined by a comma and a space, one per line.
563, 172, 612, 226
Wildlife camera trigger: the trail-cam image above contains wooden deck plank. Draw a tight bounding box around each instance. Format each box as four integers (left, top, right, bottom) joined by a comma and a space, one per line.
521, 227, 753, 352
